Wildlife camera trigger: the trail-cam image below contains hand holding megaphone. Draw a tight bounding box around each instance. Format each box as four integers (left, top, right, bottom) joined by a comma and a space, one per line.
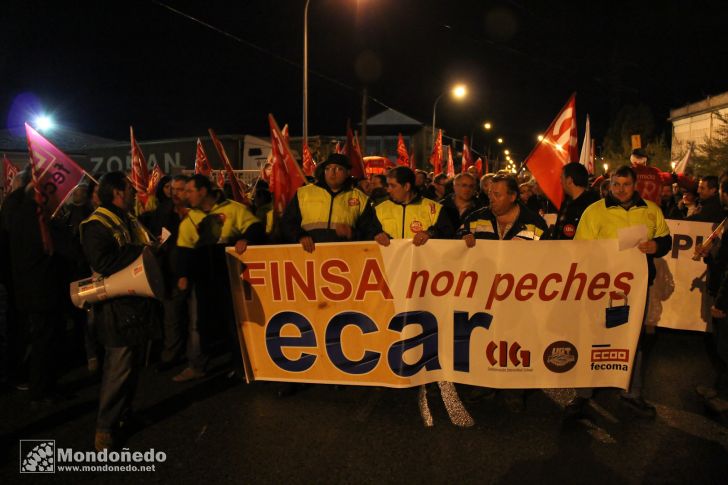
70, 246, 165, 308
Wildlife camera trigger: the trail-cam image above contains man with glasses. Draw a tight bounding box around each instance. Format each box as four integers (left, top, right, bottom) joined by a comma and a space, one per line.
281, 153, 383, 252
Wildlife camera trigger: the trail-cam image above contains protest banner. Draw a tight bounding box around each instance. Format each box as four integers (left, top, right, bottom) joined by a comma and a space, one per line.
227, 239, 648, 390
652, 219, 719, 332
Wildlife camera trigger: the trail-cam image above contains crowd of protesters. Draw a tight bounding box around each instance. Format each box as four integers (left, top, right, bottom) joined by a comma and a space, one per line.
1, 146, 728, 449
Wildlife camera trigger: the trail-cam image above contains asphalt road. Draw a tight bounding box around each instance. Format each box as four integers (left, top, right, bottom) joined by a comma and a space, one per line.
1, 328, 727, 484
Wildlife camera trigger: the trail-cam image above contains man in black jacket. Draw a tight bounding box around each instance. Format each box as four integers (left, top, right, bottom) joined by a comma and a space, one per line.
281, 154, 382, 251
551, 162, 600, 240
6, 168, 68, 402
688, 176, 723, 223
80, 172, 160, 450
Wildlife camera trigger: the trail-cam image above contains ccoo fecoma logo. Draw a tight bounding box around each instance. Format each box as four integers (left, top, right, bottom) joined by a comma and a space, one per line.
20, 440, 55, 473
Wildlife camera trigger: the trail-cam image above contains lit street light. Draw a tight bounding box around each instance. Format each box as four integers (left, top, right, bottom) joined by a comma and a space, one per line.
34, 115, 55, 132
537, 134, 544, 141
497, 137, 503, 144
504, 149, 510, 155
303, 0, 311, 143
431, 83, 468, 148
483, 122, 492, 131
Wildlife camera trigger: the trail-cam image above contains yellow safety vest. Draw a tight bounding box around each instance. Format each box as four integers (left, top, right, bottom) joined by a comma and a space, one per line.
466, 215, 544, 240
375, 197, 442, 239
177, 199, 260, 249
296, 184, 370, 232
80, 207, 152, 247
574, 198, 669, 241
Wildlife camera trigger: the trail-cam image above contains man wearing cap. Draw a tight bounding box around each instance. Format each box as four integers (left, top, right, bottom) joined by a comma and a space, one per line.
630, 148, 673, 205
281, 153, 383, 252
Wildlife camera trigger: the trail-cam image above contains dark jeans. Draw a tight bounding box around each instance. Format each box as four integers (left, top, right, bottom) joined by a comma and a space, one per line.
97, 345, 145, 433
714, 316, 728, 398
161, 287, 189, 363
26, 312, 61, 400
194, 275, 242, 372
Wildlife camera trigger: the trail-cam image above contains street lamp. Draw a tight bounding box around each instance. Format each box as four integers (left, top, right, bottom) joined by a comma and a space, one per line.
303, 0, 311, 144
537, 134, 544, 142
432, 83, 467, 147
483, 122, 492, 131
34, 115, 55, 133
497, 137, 503, 144
504, 149, 510, 155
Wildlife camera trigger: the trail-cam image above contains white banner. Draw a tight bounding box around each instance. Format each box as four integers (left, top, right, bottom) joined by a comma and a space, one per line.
229, 239, 649, 389
653, 219, 719, 332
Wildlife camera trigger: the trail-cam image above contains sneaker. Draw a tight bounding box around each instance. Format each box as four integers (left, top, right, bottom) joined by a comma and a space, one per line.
277, 383, 309, 398
502, 392, 525, 413
705, 397, 728, 414
155, 360, 181, 373
465, 387, 497, 403
619, 394, 656, 418
87, 357, 99, 374
94, 431, 114, 451
696, 385, 718, 400
172, 367, 206, 383
564, 396, 588, 418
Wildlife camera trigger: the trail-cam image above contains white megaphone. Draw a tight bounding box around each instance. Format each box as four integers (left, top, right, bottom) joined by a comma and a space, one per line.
70, 246, 165, 308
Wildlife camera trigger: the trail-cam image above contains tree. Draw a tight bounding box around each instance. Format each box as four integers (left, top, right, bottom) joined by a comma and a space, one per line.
691, 113, 728, 177
602, 103, 670, 170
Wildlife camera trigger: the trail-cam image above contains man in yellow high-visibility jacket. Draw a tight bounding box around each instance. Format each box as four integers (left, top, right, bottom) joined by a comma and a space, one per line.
566, 165, 672, 419
374, 166, 453, 246
281, 153, 384, 252
174, 174, 265, 383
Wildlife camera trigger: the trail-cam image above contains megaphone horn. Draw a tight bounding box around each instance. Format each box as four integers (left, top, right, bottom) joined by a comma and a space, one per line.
70, 246, 165, 308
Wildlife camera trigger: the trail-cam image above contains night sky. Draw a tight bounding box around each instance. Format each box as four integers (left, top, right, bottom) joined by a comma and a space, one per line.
4, 0, 728, 158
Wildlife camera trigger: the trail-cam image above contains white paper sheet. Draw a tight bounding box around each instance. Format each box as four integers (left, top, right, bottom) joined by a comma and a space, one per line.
617, 224, 647, 251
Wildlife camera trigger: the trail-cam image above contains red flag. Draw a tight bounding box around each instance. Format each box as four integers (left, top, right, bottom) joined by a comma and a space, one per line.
334, 141, 343, 154
147, 163, 165, 195
396, 133, 410, 167
302, 141, 316, 177
344, 123, 366, 179
446, 144, 455, 178
429, 129, 443, 175
3, 154, 19, 195
409, 150, 416, 170
208, 128, 250, 205
130, 126, 150, 206
194, 138, 212, 176
282, 124, 290, 145
25, 123, 87, 253
475, 158, 483, 178
269, 114, 307, 213
461, 136, 474, 173
524, 93, 576, 210
215, 170, 226, 188
268, 151, 288, 215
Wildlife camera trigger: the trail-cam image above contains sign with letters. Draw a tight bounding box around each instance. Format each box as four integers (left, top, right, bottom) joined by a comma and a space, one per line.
227, 240, 648, 389
652, 219, 719, 332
